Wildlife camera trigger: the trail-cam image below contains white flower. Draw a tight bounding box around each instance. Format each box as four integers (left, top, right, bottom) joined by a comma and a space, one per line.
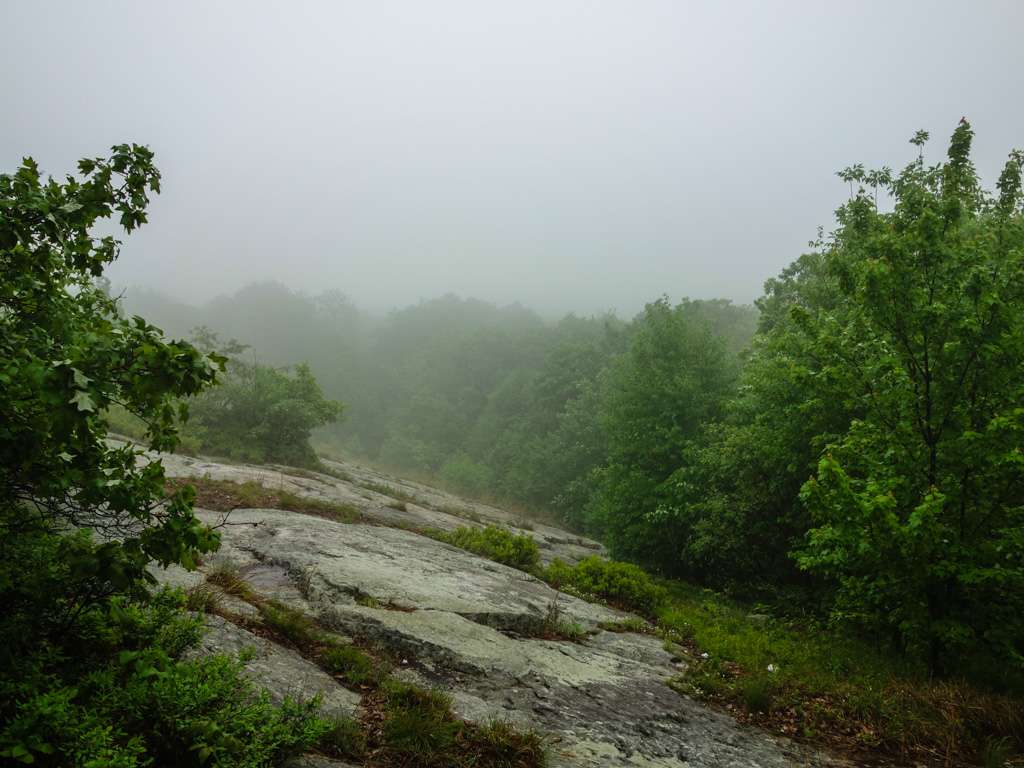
767, 664, 778, 673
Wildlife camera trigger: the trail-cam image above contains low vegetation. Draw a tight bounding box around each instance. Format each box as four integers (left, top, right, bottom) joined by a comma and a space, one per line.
433, 525, 541, 572
169, 476, 362, 523
369, 680, 546, 768
528, 548, 1024, 765
359, 479, 421, 505
541, 556, 665, 615
656, 581, 1024, 765
204, 566, 547, 767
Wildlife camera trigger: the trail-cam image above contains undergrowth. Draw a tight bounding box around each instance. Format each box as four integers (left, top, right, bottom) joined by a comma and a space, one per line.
431, 525, 540, 572
0, 588, 328, 767
525, 554, 1022, 766
205, 566, 548, 768
655, 580, 1024, 766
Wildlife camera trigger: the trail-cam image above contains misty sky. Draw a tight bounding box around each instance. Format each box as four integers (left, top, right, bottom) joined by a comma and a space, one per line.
3, 1, 1022, 316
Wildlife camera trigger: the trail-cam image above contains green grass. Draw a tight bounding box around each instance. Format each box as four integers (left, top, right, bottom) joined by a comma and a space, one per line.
172, 476, 362, 523
537, 598, 586, 642
317, 715, 367, 761
597, 617, 649, 634
655, 579, 1024, 764
185, 583, 222, 614
374, 680, 547, 767
432, 525, 540, 572
320, 644, 380, 687
205, 562, 256, 601
435, 503, 483, 523
258, 600, 322, 648
276, 488, 362, 522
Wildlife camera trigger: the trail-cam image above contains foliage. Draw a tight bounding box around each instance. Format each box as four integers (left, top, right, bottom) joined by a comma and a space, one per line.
657, 579, 1023, 764
185, 332, 342, 468
588, 298, 737, 567
792, 122, 1024, 672
438, 452, 496, 497
542, 556, 665, 615
437, 525, 541, 572
1, 145, 222, 608
0, 147, 331, 766
0, 586, 328, 767
121, 288, 757, 522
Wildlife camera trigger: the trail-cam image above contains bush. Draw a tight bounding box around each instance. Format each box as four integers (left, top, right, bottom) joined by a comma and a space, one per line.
0, 589, 328, 767
542, 556, 666, 615
437, 526, 540, 572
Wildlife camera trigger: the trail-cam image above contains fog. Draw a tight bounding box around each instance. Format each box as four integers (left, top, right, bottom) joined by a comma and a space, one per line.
3, 1, 1021, 315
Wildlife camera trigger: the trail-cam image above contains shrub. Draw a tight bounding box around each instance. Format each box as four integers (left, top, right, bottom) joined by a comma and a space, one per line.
0, 590, 328, 767
542, 556, 665, 615
438, 526, 540, 572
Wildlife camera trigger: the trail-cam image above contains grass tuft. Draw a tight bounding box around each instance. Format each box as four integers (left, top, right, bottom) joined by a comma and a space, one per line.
321, 644, 380, 687
258, 600, 321, 648
598, 617, 649, 634
185, 583, 222, 614
205, 562, 254, 600
317, 715, 367, 761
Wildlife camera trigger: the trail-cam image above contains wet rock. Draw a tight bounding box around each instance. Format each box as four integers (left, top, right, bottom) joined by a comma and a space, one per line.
156, 448, 605, 565
184, 506, 840, 768
134, 447, 845, 768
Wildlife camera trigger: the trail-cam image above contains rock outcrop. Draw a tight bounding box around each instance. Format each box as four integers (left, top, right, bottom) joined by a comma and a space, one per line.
150, 450, 842, 768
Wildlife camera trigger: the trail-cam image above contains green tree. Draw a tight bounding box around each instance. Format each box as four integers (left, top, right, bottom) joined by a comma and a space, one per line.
0, 146, 222, 609
185, 334, 343, 468
593, 298, 736, 569
795, 122, 1024, 672
657, 253, 851, 596
0, 146, 265, 765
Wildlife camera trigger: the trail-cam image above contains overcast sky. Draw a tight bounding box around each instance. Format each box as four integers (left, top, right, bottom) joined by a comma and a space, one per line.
3, 1, 1021, 315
